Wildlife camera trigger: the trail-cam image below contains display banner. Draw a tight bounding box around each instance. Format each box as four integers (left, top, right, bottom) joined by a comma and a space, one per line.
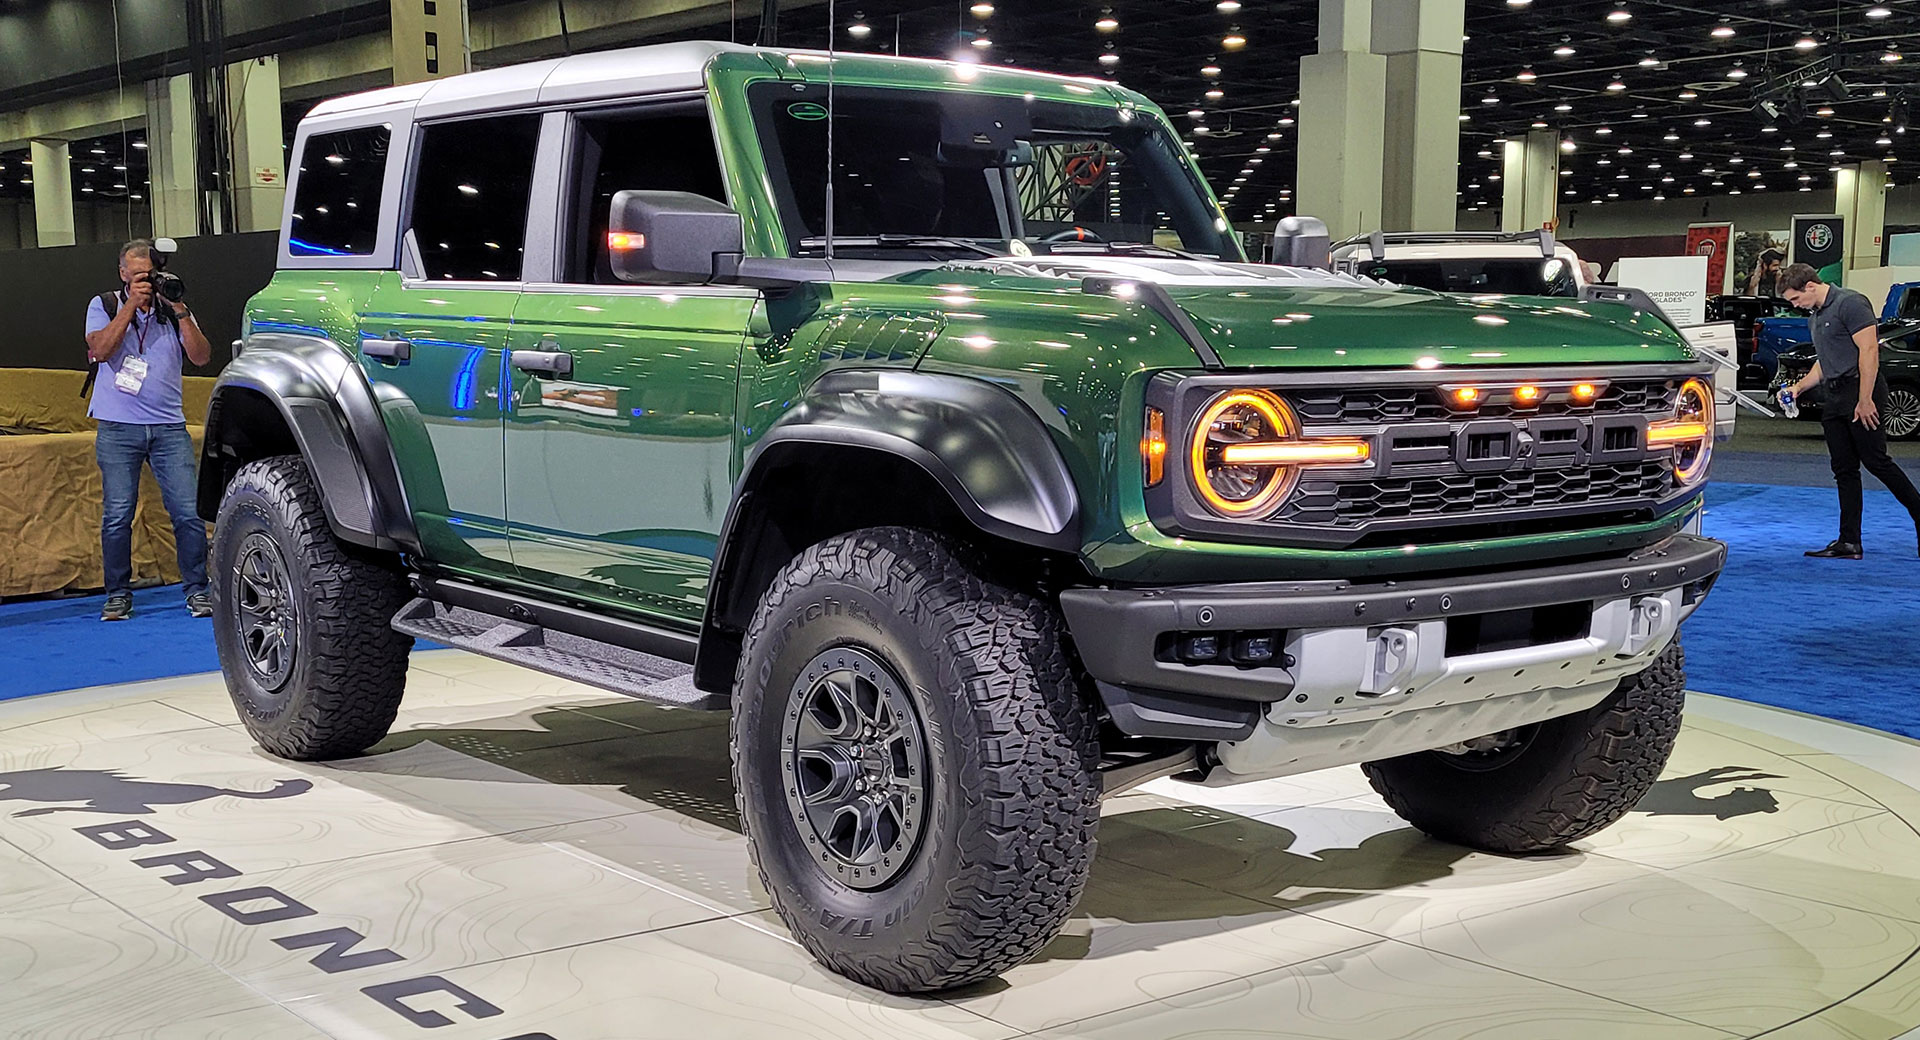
1685, 223, 1733, 295
1791, 214, 1845, 285
1614, 255, 1711, 327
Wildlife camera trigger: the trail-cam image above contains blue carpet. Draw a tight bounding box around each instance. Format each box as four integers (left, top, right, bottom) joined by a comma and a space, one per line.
1, 586, 222, 702
1690, 482, 1920, 740
0, 486, 1914, 740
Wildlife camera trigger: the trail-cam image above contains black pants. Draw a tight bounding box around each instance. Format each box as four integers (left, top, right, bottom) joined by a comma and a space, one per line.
1821, 374, 1920, 544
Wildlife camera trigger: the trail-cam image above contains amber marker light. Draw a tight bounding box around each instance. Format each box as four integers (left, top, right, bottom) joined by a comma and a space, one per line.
607, 231, 646, 251
1571, 382, 1601, 403
1646, 421, 1709, 445
1142, 407, 1168, 487
1450, 386, 1482, 407
1512, 384, 1543, 405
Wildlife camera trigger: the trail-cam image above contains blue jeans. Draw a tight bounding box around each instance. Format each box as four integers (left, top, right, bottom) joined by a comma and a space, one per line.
95, 420, 209, 598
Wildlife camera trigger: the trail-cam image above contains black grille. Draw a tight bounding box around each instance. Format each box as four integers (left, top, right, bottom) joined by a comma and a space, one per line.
1287, 380, 1677, 424
1279, 461, 1672, 528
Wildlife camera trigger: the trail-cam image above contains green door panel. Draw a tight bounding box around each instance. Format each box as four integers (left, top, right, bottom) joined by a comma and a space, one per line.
502, 286, 758, 625
357, 272, 520, 578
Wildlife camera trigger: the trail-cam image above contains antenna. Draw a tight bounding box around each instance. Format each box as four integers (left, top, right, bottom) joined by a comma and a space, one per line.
824, 0, 836, 260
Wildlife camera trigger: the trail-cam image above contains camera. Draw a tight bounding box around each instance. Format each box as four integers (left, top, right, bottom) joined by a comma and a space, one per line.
143, 237, 186, 305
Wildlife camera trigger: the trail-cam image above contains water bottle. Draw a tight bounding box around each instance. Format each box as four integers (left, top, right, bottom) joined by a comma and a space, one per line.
1778, 387, 1799, 419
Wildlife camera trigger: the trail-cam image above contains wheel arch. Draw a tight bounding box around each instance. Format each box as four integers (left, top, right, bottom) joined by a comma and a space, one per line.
198, 333, 420, 554
692, 370, 1084, 693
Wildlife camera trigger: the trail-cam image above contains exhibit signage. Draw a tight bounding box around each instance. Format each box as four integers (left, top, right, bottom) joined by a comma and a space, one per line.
1685, 223, 1733, 295
1791, 213, 1846, 285
1613, 254, 1711, 327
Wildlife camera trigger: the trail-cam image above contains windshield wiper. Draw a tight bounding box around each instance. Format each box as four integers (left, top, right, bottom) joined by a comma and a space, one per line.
797, 235, 1004, 258
1046, 241, 1218, 262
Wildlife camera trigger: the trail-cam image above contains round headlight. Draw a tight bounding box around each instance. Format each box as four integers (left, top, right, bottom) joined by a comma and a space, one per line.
1669, 377, 1714, 484
1189, 389, 1300, 517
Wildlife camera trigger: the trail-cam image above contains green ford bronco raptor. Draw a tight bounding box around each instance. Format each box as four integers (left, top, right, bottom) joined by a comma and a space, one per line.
200, 41, 1725, 994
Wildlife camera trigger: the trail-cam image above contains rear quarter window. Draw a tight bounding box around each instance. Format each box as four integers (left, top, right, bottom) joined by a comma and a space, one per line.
288, 126, 390, 257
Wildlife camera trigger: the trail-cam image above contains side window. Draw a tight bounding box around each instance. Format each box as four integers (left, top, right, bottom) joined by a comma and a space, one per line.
289, 126, 389, 256
410, 114, 542, 281
564, 108, 727, 284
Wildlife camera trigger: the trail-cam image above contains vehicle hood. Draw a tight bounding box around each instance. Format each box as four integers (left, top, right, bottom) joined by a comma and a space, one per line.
930, 255, 1696, 369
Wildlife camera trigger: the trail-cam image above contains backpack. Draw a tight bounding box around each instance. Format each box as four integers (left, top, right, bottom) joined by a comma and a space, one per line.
78, 290, 123, 399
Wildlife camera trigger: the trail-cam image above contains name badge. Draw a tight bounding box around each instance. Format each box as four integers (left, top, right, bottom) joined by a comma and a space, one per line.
114, 356, 149, 396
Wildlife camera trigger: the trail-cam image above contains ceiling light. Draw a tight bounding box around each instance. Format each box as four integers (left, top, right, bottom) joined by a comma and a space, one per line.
1560, 138, 1577, 152
1267, 131, 1282, 140
1607, 79, 1627, 92
1517, 67, 1537, 82
1727, 66, 1748, 80
1867, 6, 1891, 18
1554, 44, 1576, 57
1618, 146, 1633, 155
1596, 126, 1614, 135
131, 140, 147, 150
1711, 24, 1735, 38
1201, 64, 1221, 77
1639, 55, 1660, 67
1532, 120, 1549, 128
1785, 160, 1799, 168
970, 2, 993, 14
1097, 48, 1120, 63
1482, 94, 1499, 104
1222, 31, 1246, 49
1095, 12, 1119, 31
1817, 106, 1836, 117
1217, 0, 1242, 9
1459, 113, 1471, 121
847, 17, 872, 37
1554, 102, 1573, 112
1679, 90, 1699, 100
1206, 87, 1224, 98
1189, 108, 1205, 118
1881, 135, 1895, 146
1664, 131, 1680, 141
1884, 50, 1904, 63
1279, 116, 1294, 126
1796, 36, 1819, 51
1694, 118, 1712, 127
1606, 9, 1631, 23
1818, 129, 1834, 138
1508, 0, 1532, 5
973, 36, 993, 48
1679, 151, 1693, 159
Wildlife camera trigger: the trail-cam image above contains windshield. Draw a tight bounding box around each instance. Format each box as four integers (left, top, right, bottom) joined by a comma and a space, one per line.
748, 83, 1240, 260
1360, 257, 1578, 297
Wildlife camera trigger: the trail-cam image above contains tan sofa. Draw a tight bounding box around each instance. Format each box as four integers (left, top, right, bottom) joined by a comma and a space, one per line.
0, 368, 217, 597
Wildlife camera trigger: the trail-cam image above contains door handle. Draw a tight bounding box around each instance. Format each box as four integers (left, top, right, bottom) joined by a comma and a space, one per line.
511, 349, 574, 378
362, 338, 412, 364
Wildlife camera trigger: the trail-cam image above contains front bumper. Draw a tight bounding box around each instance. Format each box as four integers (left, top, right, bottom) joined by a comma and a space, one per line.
1059, 532, 1725, 746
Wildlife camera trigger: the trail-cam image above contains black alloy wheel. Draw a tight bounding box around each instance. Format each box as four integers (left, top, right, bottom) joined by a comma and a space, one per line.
781, 646, 930, 890
233, 532, 299, 692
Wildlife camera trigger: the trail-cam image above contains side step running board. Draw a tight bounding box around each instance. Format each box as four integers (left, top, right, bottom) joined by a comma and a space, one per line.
391, 597, 725, 710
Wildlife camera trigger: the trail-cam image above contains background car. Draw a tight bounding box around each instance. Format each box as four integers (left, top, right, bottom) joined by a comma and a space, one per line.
1771, 317, 1920, 439
1709, 294, 1803, 386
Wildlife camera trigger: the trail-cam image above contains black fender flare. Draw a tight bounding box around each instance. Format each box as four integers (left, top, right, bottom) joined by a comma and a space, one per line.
691, 368, 1081, 690
198, 333, 420, 554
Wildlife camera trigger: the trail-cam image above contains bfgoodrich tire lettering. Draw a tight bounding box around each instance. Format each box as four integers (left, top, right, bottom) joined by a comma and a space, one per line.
212, 455, 413, 760
731, 527, 1101, 994
1362, 641, 1686, 853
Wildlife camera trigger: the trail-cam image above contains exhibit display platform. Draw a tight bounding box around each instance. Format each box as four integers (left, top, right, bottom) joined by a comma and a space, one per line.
4, 650, 1919, 1040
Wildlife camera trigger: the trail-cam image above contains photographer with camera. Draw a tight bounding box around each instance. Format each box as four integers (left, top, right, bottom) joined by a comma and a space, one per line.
83, 238, 213, 621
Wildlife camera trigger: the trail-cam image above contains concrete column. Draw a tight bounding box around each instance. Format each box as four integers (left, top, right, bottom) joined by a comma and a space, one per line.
145, 74, 199, 238
1373, 0, 1463, 231
391, 0, 471, 86
1298, 0, 1387, 241
1500, 129, 1558, 233
1835, 160, 1887, 279
226, 57, 286, 233
29, 139, 74, 248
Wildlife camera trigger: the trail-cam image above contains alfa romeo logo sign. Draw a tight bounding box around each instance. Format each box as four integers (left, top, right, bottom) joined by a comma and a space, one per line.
1805, 223, 1835, 251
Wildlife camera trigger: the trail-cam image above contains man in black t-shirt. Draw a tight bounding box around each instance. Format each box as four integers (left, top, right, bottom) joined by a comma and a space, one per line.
1779, 263, 1920, 558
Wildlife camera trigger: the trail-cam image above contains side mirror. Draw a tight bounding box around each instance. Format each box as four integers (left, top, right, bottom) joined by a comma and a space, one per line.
609, 190, 744, 285
1268, 215, 1331, 270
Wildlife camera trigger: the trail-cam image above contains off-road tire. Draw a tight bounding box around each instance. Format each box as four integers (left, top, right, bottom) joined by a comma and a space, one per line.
211, 455, 413, 760
1362, 640, 1686, 854
731, 527, 1101, 994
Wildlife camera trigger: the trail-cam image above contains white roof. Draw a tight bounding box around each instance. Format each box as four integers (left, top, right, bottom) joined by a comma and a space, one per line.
304, 41, 1124, 125
305, 40, 761, 121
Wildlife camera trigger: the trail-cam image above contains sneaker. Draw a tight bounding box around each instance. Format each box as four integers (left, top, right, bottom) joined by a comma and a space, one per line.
101, 593, 133, 621
1805, 540, 1864, 560
186, 592, 213, 618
